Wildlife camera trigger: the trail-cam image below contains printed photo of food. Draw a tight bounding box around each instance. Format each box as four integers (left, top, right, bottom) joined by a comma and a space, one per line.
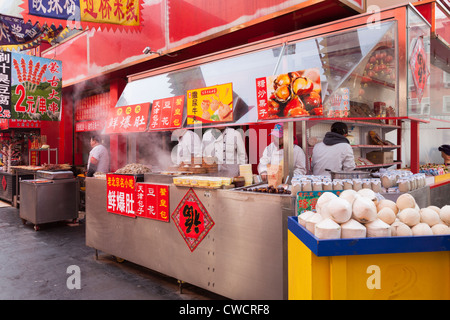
264, 68, 322, 118
187, 83, 233, 124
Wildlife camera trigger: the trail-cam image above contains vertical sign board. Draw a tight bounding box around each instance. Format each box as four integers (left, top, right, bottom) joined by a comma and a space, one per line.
409, 37, 430, 104
148, 95, 185, 130
136, 183, 170, 222
106, 174, 137, 218
0, 52, 12, 119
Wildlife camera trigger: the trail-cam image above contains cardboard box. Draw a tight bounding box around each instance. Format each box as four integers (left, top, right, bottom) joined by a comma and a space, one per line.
366, 151, 394, 164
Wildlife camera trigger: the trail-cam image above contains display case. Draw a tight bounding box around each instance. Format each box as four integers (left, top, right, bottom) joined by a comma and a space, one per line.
115, 4, 431, 177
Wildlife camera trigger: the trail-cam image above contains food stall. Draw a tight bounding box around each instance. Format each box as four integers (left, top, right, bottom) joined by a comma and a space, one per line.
85, 3, 450, 299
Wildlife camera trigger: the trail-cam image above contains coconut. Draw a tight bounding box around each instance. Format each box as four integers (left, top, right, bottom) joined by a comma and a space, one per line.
376, 199, 398, 214
427, 205, 441, 215
341, 219, 366, 238
325, 197, 352, 224
352, 195, 377, 223
419, 207, 442, 227
377, 207, 396, 225
366, 219, 391, 237
411, 223, 433, 236
431, 224, 450, 235
440, 205, 450, 226
396, 193, 416, 211
357, 188, 376, 200
339, 189, 358, 205
391, 221, 412, 237
305, 213, 323, 234
298, 210, 315, 227
397, 207, 420, 227
314, 218, 341, 239
315, 192, 338, 217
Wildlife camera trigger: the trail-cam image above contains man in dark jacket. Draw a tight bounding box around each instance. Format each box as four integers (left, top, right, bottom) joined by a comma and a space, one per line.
311, 122, 356, 176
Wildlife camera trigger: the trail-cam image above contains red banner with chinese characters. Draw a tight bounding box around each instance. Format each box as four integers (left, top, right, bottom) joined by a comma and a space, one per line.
148, 95, 184, 130
136, 183, 170, 222
104, 103, 150, 134
20, 0, 143, 32
106, 174, 137, 218
171, 188, 215, 252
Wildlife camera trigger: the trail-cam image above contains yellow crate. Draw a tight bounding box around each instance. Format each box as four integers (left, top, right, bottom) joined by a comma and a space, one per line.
288, 217, 450, 300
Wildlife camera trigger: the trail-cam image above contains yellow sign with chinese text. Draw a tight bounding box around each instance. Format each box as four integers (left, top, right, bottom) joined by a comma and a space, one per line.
186, 83, 233, 125
80, 0, 141, 26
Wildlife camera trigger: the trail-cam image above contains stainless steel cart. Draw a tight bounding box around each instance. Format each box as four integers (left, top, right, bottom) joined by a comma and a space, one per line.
19, 171, 78, 231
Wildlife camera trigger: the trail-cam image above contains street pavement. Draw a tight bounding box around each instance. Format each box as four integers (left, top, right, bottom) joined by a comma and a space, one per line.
0, 206, 225, 300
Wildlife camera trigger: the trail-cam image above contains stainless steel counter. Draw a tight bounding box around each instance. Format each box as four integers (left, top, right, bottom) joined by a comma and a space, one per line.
85, 177, 295, 300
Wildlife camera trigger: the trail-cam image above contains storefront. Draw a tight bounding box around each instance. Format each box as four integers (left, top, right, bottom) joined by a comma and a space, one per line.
84, 3, 449, 300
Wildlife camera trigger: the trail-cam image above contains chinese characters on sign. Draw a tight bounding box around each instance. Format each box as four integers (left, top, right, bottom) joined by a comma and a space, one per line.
186, 83, 233, 125
0, 15, 44, 50
136, 183, 170, 222
0, 52, 12, 119
22, 0, 142, 31
256, 68, 322, 120
409, 37, 429, 104
0, 53, 62, 121
75, 92, 110, 132
296, 190, 341, 215
326, 87, 350, 118
106, 174, 137, 218
149, 95, 185, 130
104, 103, 150, 134
171, 188, 215, 252
14, 55, 61, 120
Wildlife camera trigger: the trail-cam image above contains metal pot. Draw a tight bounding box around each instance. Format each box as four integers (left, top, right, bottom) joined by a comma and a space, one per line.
326, 170, 371, 180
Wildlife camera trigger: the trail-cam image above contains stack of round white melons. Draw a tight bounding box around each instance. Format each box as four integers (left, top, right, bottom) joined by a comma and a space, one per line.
298, 189, 450, 239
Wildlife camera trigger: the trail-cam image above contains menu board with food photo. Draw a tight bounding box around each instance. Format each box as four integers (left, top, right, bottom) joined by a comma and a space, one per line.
256, 68, 322, 120
186, 83, 233, 125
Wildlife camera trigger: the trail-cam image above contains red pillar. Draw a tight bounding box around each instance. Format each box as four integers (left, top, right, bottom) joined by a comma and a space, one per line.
410, 120, 419, 173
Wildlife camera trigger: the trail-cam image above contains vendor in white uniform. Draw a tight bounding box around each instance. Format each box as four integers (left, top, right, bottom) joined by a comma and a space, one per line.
202, 127, 247, 177
87, 134, 110, 177
257, 123, 306, 181
173, 129, 202, 165
311, 122, 356, 176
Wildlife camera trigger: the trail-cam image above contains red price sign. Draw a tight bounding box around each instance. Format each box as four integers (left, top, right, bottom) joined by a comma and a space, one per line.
148, 95, 184, 130
136, 183, 170, 222
106, 174, 137, 218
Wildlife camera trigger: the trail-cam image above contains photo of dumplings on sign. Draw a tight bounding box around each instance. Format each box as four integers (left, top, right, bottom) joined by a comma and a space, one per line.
186, 83, 233, 125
